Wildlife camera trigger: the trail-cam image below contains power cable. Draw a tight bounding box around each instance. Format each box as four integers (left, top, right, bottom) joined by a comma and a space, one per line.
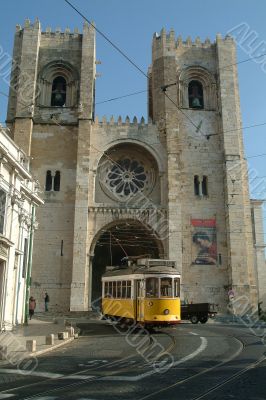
64, 0, 148, 79
219, 52, 266, 71
247, 153, 266, 159
96, 90, 147, 105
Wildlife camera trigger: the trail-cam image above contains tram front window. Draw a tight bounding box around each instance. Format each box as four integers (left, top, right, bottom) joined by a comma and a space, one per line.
160, 277, 173, 297
146, 278, 159, 298
174, 277, 180, 297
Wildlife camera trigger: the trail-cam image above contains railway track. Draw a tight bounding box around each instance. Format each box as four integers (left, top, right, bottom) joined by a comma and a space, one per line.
136, 331, 265, 400
1, 327, 263, 400
0, 329, 175, 399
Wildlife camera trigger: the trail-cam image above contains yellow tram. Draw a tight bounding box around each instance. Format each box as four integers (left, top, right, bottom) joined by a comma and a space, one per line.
102, 257, 181, 327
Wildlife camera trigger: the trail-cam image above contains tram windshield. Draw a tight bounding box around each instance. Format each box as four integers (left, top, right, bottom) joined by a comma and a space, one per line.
145, 276, 180, 298
160, 277, 173, 297
146, 277, 159, 297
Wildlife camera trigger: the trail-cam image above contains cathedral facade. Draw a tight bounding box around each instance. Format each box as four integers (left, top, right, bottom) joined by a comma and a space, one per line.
6, 19, 266, 313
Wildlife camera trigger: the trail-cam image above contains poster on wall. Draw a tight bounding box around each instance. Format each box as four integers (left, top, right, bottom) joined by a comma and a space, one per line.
191, 219, 217, 265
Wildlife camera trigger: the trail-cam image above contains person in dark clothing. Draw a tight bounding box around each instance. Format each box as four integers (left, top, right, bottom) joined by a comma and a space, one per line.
29, 296, 36, 320
44, 292, 50, 312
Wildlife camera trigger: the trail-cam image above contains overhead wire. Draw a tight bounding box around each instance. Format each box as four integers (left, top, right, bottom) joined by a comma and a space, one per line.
0, 1, 265, 254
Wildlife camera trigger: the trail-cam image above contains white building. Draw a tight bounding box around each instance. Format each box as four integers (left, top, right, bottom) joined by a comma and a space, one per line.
0, 125, 43, 331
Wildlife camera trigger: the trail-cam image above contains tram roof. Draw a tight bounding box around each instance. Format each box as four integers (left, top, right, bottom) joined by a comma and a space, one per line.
102, 259, 180, 277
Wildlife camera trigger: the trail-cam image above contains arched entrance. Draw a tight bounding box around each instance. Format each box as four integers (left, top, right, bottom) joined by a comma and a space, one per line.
90, 220, 164, 307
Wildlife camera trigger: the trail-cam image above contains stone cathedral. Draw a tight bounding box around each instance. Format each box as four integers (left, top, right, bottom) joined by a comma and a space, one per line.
5, 19, 266, 313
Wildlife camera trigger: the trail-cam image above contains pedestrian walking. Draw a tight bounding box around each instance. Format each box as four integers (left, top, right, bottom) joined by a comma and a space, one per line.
44, 292, 50, 312
29, 296, 36, 320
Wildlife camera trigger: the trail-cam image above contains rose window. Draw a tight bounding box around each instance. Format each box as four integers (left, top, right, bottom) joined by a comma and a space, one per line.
98, 153, 156, 201
107, 159, 147, 197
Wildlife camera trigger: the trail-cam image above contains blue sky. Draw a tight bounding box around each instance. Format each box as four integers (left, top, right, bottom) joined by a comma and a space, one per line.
0, 0, 265, 236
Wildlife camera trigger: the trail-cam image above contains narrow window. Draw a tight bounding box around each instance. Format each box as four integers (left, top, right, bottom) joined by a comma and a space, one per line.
122, 281, 126, 298
109, 282, 114, 297
0, 189, 6, 234
54, 171, 61, 191
104, 282, 109, 298
126, 281, 131, 299
194, 175, 200, 196
174, 278, 180, 297
45, 171, 52, 191
117, 281, 122, 298
188, 80, 204, 109
202, 176, 208, 196
51, 76, 66, 107
113, 281, 117, 298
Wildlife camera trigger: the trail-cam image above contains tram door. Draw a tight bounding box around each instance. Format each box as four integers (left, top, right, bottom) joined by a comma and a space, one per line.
135, 279, 145, 322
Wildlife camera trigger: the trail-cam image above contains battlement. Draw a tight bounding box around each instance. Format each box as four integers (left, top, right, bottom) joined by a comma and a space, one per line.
16, 18, 95, 36
152, 28, 234, 49
94, 115, 154, 126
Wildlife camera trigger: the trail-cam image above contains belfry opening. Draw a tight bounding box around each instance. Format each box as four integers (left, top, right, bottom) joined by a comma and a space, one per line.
91, 220, 164, 305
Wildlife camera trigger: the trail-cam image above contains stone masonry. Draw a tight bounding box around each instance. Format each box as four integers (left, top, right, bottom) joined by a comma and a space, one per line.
5, 19, 266, 313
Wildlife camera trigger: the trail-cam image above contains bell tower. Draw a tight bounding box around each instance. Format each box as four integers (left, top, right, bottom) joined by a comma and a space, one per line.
149, 29, 258, 310
7, 18, 96, 312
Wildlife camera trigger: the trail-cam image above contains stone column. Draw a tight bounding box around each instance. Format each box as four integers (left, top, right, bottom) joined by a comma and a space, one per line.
70, 22, 96, 311
216, 35, 258, 309
12, 19, 41, 155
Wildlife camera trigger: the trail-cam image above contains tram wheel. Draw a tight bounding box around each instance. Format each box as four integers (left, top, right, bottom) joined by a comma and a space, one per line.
190, 315, 199, 324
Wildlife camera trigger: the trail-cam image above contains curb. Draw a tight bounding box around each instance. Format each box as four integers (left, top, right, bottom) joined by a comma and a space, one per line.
0, 337, 75, 367
29, 336, 75, 357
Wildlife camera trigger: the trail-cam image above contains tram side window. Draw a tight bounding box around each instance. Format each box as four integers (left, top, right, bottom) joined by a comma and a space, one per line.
122, 281, 126, 298
121, 281, 132, 298
160, 278, 173, 297
104, 282, 109, 298
146, 278, 159, 298
174, 278, 180, 297
105, 280, 132, 299
117, 281, 122, 298
126, 281, 131, 298
112, 282, 116, 299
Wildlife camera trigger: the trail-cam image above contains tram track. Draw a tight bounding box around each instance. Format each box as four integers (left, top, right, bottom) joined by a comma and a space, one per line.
0, 329, 173, 399
190, 354, 266, 400
137, 334, 245, 400
1, 328, 259, 400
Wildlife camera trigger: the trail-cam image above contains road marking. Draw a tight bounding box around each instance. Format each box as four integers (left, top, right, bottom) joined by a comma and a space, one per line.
61, 375, 95, 380
101, 336, 208, 381
0, 369, 64, 379
189, 331, 199, 336
0, 395, 16, 399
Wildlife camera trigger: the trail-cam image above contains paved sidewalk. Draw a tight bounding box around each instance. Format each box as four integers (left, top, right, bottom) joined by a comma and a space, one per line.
0, 318, 75, 367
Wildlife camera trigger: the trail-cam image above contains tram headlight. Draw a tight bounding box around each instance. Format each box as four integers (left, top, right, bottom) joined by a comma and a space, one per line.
163, 309, 169, 315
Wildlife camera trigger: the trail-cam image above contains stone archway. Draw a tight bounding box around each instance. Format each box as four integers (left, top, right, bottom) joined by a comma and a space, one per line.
90, 220, 164, 308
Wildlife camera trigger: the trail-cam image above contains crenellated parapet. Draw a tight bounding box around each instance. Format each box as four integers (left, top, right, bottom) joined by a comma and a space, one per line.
152, 28, 234, 54
94, 115, 154, 127
15, 18, 95, 37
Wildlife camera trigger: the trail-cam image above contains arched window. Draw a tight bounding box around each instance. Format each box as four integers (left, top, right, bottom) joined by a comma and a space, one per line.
45, 170, 52, 191
51, 76, 66, 107
54, 171, 61, 191
194, 175, 200, 196
202, 176, 208, 196
188, 80, 204, 109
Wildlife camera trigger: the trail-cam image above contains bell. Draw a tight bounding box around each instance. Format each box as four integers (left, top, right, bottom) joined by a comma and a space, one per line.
54, 92, 64, 103
192, 97, 201, 108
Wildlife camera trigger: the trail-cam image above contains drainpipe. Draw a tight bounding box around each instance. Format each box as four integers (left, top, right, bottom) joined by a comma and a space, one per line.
24, 205, 35, 324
